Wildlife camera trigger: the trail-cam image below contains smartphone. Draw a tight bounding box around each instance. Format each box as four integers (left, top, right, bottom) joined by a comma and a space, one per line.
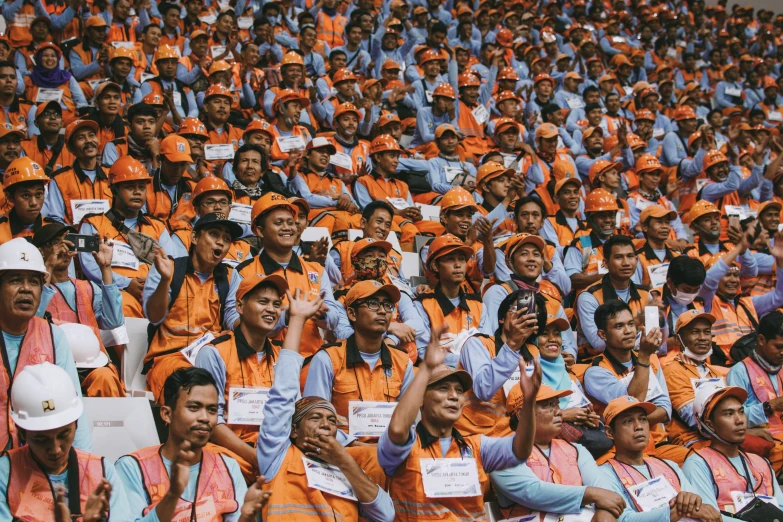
644, 306, 659, 334
65, 234, 100, 252
517, 289, 536, 315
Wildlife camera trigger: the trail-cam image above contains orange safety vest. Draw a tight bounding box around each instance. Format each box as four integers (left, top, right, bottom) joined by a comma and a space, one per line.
546, 211, 589, 248
129, 445, 238, 520
606, 456, 681, 511
475, 200, 516, 237
318, 336, 408, 431
522, 152, 573, 187
356, 173, 410, 205
417, 286, 482, 336
267, 84, 319, 133
693, 447, 774, 511
634, 241, 679, 288
708, 294, 757, 362
85, 212, 167, 280
160, 30, 187, 53
211, 330, 279, 444
265, 444, 359, 522
564, 231, 607, 282
502, 441, 583, 520
71, 42, 104, 82
5, 3, 35, 48
237, 250, 324, 358
145, 175, 196, 224
7, 446, 105, 521
50, 164, 113, 225
455, 333, 510, 437
0, 97, 34, 135
106, 22, 137, 45
0, 212, 47, 245
742, 356, 783, 432
332, 239, 403, 285
24, 77, 77, 115
677, 167, 706, 224
299, 170, 344, 212
588, 353, 667, 447
387, 423, 488, 521
457, 100, 490, 157
316, 11, 347, 48
268, 124, 311, 162
0, 317, 54, 453
46, 278, 107, 355
21, 136, 76, 175
326, 136, 370, 178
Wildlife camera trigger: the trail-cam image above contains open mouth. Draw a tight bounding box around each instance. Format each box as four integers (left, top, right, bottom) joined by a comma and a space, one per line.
212, 248, 223, 258
261, 313, 276, 322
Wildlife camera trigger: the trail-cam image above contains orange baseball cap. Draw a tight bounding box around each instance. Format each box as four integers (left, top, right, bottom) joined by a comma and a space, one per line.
555, 176, 581, 195
34, 100, 61, 119
552, 160, 577, 182
350, 238, 392, 260
434, 123, 459, 139
506, 384, 572, 414
236, 274, 289, 301
64, 119, 98, 145
675, 309, 716, 332
94, 81, 122, 100
640, 204, 676, 223
758, 200, 782, 216
251, 192, 297, 225
344, 279, 401, 309
603, 395, 656, 426
85, 16, 108, 28
582, 126, 603, 140
536, 123, 559, 139
160, 135, 193, 163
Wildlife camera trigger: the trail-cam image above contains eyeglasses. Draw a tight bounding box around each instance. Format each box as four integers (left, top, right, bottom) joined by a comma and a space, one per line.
355, 298, 396, 313
201, 198, 230, 209
40, 110, 61, 119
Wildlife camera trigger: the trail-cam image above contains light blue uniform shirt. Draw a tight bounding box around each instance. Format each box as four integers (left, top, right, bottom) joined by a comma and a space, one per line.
37, 279, 124, 330
116, 450, 247, 522
492, 443, 603, 514
42, 168, 100, 225
584, 355, 672, 419
727, 361, 779, 429
0, 454, 129, 521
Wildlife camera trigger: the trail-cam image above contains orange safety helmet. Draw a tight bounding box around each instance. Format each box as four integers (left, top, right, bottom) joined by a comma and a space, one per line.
251, 192, 297, 225
419, 50, 442, 65
334, 102, 362, 120
192, 176, 233, 205
281, 51, 305, 68
179, 118, 209, 138
243, 119, 274, 139
108, 156, 152, 185
440, 187, 477, 212
208, 60, 232, 75
432, 83, 456, 100
497, 67, 520, 81
369, 134, 402, 156
110, 46, 135, 62
584, 188, 620, 213
3, 157, 49, 191
203, 84, 233, 103
273, 88, 310, 112
688, 200, 720, 223
635, 154, 663, 174
426, 234, 474, 272
703, 150, 728, 172
332, 68, 358, 84
153, 44, 179, 62
476, 161, 513, 189
458, 73, 480, 88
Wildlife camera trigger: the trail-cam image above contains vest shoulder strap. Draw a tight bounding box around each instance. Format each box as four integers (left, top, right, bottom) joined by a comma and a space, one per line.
585, 281, 603, 295
591, 355, 605, 367
51, 166, 73, 178
211, 333, 232, 346
235, 257, 255, 272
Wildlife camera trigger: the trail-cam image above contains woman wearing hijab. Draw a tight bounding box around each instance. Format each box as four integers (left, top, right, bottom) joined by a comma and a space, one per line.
24, 43, 88, 128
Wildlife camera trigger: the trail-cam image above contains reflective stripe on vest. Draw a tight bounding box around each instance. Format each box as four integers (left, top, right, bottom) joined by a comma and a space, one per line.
695, 447, 774, 511
132, 445, 238, 520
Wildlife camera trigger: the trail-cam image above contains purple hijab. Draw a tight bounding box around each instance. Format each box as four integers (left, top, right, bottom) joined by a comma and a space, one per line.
31, 45, 72, 89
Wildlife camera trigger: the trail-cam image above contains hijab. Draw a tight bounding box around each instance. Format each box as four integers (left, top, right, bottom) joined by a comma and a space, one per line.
31, 46, 72, 89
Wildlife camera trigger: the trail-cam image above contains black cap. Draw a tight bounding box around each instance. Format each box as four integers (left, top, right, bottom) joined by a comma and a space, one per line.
31, 223, 76, 248
193, 212, 243, 240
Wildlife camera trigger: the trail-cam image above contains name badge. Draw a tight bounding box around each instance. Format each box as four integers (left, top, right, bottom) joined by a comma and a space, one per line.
199, 13, 217, 24
635, 199, 653, 212
612, 36, 626, 44
348, 400, 397, 437
623, 86, 634, 97
731, 491, 779, 513
425, 90, 434, 103
36, 88, 64, 103
472, 104, 489, 125
597, 263, 609, 275
87, 78, 107, 91
415, 203, 441, 222
111, 41, 135, 49
503, 363, 535, 395
619, 371, 663, 401
690, 377, 725, 394
646, 263, 669, 289
204, 143, 235, 160
725, 87, 742, 97
228, 203, 252, 224
566, 97, 584, 109
302, 456, 358, 500
276, 135, 306, 152
111, 241, 140, 271
70, 199, 110, 225
724, 205, 757, 220
769, 111, 783, 122
443, 165, 463, 183
420, 458, 482, 498
227, 387, 270, 425
172, 91, 182, 107
140, 72, 156, 83
542, 506, 596, 522
666, 48, 677, 59
211, 45, 227, 57
180, 332, 215, 366
627, 476, 678, 512
386, 197, 410, 210
330, 151, 354, 170
565, 380, 591, 409
238, 16, 253, 29
653, 128, 665, 139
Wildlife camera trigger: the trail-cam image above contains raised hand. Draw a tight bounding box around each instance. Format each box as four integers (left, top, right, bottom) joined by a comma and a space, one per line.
169, 440, 196, 499
239, 476, 271, 521
518, 357, 542, 401
308, 237, 329, 265
153, 246, 174, 281
286, 288, 325, 320
423, 324, 450, 370
83, 479, 112, 522
92, 236, 114, 270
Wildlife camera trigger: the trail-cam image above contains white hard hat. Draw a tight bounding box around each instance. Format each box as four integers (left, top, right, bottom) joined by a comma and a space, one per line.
693, 383, 747, 420
59, 323, 108, 369
10, 362, 83, 431
0, 237, 49, 283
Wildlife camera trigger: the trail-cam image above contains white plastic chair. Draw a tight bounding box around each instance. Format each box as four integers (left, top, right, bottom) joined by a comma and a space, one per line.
82, 397, 159, 462
121, 317, 151, 397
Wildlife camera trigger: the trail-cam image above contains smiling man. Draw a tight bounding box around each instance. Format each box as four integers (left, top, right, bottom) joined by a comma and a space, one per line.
117, 367, 268, 522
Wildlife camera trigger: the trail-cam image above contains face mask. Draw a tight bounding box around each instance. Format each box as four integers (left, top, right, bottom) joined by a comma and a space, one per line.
671, 290, 698, 306
683, 347, 712, 362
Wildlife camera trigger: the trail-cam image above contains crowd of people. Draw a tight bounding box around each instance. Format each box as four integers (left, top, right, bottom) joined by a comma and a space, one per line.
4, 0, 783, 519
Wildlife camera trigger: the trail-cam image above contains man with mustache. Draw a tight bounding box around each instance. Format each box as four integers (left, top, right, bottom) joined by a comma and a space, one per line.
44, 120, 113, 226
80, 156, 176, 319
0, 157, 51, 243
599, 395, 721, 522
492, 383, 626, 521
0, 237, 93, 453
117, 367, 271, 522
585, 300, 688, 464
0, 124, 23, 186
143, 212, 243, 402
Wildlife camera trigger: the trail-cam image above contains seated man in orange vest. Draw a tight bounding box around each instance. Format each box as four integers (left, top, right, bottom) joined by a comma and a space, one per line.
101, 103, 162, 170
79, 156, 176, 319
379, 323, 540, 522
728, 310, 783, 476
0, 157, 51, 244
256, 286, 395, 522
541, 177, 588, 251
585, 300, 689, 464
142, 212, 244, 401
0, 363, 129, 521
632, 204, 682, 288
34, 223, 125, 398
21, 101, 76, 176
598, 395, 721, 522
304, 279, 415, 433
117, 367, 269, 521
683, 385, 783, 514
683, 200, 758, 274
144, 134, 197, 227
136, 44, 199, 124
492, 383, 626, 521
268, 88, 312, 166
201, 84, 244, 173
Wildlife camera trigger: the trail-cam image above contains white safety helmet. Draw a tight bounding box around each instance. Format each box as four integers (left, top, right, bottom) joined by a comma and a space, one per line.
10, 362, 83, 431
59, 323, 108, 369
0, 237, 49, 283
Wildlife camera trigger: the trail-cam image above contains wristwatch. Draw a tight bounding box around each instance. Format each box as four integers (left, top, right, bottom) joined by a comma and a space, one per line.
763, 400, 774, 418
